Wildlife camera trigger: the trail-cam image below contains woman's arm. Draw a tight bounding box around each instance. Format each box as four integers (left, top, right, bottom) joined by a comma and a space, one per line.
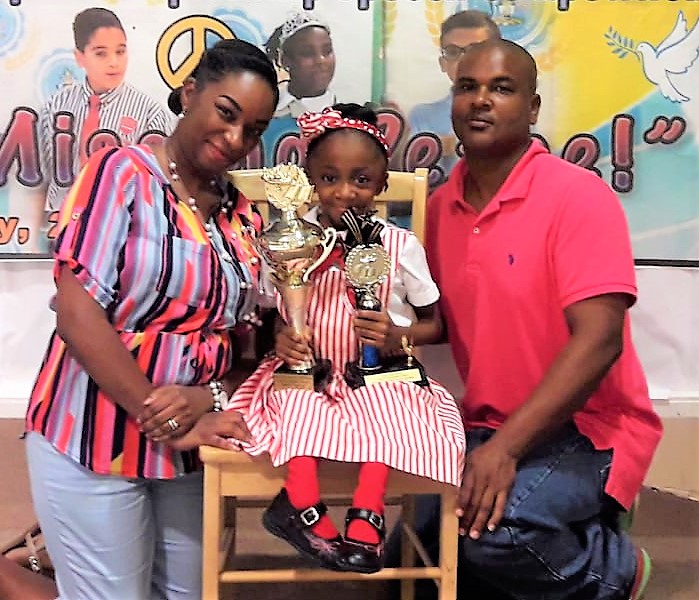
55, 264, 154, 419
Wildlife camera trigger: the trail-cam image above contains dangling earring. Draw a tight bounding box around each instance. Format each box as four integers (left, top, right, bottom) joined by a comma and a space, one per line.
178, 108, 187, 120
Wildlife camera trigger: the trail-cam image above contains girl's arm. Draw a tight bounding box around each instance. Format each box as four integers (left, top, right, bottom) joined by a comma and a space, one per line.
353, 300, 442, 355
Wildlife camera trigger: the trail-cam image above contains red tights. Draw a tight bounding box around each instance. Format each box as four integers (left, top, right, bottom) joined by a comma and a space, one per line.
284, 456, 389, 544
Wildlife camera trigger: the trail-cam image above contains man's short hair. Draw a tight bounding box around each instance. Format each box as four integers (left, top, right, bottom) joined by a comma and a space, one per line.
440, 10, 500, 45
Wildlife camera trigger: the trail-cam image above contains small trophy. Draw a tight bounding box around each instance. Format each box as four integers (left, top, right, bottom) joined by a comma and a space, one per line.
255, 164, 337, 391
342, 209, 430, 389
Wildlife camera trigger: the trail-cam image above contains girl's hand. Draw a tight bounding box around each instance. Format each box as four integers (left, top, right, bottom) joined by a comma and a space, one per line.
275, 325, 313, 365
353, 309, 396, 352
166, 411, 252, 452
137, 384, 211, 442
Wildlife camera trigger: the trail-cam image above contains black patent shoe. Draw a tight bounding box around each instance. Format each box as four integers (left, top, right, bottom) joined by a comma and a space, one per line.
337, 508, 386, 574
262, 488, 345, 571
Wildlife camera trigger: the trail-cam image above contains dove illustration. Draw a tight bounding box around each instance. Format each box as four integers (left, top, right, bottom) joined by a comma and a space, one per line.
636, 11, 699, 102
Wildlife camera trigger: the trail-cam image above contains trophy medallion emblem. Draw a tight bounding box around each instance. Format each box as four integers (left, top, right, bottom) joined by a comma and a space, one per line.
341, 209, 430, 389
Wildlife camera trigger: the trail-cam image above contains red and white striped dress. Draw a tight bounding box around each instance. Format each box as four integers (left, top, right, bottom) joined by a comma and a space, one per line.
228, 223, 466, 487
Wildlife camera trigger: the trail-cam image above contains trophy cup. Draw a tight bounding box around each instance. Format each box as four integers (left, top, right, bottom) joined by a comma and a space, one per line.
255, 164, 337, 391
341, 209, 430, 389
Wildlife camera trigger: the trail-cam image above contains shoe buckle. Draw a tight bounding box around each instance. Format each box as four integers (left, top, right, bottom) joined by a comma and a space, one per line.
368, 513, 384, 531
298, 506, 321, 527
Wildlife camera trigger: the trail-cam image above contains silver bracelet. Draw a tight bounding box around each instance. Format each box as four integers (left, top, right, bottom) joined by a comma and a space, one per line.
208, 380, 228, 412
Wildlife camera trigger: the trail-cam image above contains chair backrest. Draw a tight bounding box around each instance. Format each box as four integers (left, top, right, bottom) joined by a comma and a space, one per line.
227, 168, 429, 243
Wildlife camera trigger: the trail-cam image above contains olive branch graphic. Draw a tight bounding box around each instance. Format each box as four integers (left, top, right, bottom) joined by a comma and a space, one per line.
605, 26, 637, 59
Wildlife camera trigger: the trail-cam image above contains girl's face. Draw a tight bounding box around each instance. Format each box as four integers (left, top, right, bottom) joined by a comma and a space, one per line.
306, 130, 388, 229
282, 26, 335, 97
74, 26, 127, 94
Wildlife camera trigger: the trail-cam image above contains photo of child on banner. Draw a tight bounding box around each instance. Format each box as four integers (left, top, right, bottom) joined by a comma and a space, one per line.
259, 11, 337, 166
39, 7, 173, 212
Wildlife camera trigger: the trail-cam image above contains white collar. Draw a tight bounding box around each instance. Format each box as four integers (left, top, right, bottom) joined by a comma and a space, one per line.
275, 82, 336, 118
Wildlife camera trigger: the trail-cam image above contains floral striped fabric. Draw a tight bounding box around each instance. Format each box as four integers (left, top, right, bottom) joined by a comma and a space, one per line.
26, 145, 262, 479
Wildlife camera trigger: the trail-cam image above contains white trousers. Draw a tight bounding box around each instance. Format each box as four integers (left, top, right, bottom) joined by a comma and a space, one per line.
25, 432, 203, 600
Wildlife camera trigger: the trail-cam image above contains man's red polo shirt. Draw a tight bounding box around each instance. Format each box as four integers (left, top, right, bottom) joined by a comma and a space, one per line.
426, 140, 662, 509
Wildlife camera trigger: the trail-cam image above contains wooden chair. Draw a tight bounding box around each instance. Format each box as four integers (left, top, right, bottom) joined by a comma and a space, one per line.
200, 167, 459, 599
229, 167, 428, 243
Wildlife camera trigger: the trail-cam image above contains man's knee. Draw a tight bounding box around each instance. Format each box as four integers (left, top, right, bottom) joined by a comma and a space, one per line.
460, 525, 518, 572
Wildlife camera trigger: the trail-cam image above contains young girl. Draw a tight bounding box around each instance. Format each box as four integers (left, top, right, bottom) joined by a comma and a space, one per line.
264, 12, 336, 118
181, 104, 466, 573
185, 104, 466, 574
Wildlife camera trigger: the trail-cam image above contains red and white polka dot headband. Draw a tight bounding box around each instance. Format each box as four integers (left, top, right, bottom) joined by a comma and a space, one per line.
297, 107, 390, 155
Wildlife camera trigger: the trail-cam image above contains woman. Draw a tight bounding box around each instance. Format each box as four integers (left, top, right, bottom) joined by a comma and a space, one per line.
22, 38, 278, 600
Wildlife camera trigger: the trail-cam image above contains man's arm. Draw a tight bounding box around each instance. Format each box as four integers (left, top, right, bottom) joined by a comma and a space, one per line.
457, 292, 628, 539
492, 292, 627, 458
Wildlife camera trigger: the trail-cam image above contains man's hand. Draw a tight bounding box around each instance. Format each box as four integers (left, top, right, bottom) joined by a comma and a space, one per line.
137, 385, 210, 442
166, 411, 252, 451
275, 325, 313, 365
456, 438, 517, 540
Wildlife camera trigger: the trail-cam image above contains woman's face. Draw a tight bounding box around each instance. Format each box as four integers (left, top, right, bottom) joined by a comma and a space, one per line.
178, 71, 276, 174
282, 26, 335, 98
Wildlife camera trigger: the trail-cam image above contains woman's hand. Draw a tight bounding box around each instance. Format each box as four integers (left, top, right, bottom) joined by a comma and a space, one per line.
275, 325, 313, 365
137, 384, 211, 442
166, 411, 252, 452
353, 309, 397, 353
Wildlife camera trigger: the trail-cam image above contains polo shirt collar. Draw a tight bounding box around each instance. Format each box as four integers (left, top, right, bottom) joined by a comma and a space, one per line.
446, 138, 549, 213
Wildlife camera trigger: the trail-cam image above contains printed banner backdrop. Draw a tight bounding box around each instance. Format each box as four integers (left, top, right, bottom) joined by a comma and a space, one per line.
382, 0, 699, 262
2, 1, 699, 260
0, 0, 374, 254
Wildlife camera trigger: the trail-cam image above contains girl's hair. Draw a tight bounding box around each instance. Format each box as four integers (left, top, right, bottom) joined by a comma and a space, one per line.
72, 7, 124, 51
306, 103, 387, 161
265, 13, 330, 68
167, 38, 279, 115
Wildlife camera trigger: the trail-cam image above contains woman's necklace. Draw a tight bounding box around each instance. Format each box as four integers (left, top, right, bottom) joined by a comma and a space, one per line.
165, 153, 231, 238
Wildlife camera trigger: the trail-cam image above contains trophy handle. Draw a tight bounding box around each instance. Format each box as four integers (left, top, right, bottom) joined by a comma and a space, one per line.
302, 227, 338, 283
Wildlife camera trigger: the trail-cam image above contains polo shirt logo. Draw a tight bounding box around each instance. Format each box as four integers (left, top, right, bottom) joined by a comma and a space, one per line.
508, 254, 515, 265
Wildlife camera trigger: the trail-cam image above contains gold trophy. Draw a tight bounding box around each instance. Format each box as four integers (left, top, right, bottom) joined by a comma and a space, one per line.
255, 164, 337, 391
341, 210, 430, 389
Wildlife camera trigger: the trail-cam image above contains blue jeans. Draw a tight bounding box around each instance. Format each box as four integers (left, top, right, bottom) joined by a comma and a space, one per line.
386, 424, 636, 600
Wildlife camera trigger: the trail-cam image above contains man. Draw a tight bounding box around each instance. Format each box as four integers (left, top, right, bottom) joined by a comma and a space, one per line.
414, 39, 663, 599
408, 10, 500, 179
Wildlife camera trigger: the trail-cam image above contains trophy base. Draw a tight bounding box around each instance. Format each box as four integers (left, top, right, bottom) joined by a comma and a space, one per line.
273, 359, 333, 393
344, 356, 430, 390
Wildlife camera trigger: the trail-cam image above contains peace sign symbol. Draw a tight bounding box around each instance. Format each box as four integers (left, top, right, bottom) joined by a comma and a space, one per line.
157, 16, 235, 89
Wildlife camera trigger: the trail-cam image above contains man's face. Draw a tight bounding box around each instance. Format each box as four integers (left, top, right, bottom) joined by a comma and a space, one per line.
74, 26, 127, 94
451, 44, 540, 157
439, 27, 493, 83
